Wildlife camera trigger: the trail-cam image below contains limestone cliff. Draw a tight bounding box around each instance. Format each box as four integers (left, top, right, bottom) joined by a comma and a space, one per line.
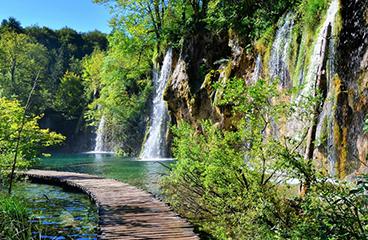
163, 0, 368, 179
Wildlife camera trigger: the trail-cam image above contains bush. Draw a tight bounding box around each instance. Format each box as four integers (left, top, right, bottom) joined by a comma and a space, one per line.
163, 78, 368, 239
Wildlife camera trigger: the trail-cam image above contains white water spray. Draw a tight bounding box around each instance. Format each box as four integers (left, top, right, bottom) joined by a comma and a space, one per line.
299, 0, 338, 99
269, 13, 294, 87
140, 49, 172, 159
94, 115, 106, 152
253, 54, 263, 82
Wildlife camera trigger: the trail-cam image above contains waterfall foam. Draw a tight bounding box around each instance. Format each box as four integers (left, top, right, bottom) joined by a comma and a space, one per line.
269, 13, 294, 88
298, 0, 338, 100
140, 49, 172, 160
253, 54, 262, 82
94, 115, 106, 152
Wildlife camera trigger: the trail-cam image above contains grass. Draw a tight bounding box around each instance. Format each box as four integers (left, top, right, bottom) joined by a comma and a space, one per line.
0, 194, 40, 240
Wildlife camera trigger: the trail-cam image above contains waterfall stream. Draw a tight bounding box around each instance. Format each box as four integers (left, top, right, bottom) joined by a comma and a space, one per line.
140, 49, 172, 159
268, 12, 294, 88
94, 115, 105, 152
299, 0, 338, 99
253, 54, 262, 82
266, 0, 339, 174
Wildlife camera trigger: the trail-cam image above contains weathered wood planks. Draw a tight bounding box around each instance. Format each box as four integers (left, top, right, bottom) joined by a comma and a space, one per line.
20, 170, 200, 240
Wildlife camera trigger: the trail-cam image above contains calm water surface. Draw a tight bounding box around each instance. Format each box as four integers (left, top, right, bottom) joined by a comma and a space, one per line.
16, 153, 173, 239
35, 153, 174, 196
13, 183, 98, 239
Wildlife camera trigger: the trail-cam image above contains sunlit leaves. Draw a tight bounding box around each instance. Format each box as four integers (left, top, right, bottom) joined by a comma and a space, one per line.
84, 31, 153, 154
82, 49, 105, 102
0, 98, 65, 171
0, 31, 50, 113
54, 71, 86, 120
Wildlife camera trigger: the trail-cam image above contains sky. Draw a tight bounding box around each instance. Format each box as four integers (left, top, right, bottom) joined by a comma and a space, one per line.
0, 0, 112, 33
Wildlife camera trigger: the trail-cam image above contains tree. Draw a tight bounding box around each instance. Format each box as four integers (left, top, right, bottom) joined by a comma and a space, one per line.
0, 17, 24, 34
0, 31, 50, 113
84, 31, 153, 154
82, 49, 105, 102
81, 30, 109, 54
95, 0, 168, 40
53, 71, 86, 120
0, 97, 65, 190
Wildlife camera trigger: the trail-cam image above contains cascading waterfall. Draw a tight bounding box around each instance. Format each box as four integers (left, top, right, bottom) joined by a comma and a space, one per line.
313, 0, 339, 176
253, 54, 263, 82
266, 0, 339, 175
140, 49, 172, 159
94, 115, 106, 152
269, 13, 294, 88
292, 0, 338, 176
298, 0, 338, 100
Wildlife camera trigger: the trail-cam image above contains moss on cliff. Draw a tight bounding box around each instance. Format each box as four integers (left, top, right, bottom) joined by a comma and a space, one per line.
331, 75, 350, 179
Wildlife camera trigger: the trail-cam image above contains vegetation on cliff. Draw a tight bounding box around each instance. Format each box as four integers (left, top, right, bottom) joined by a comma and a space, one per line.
163, 78, 368, 239
2, 0, 368, 238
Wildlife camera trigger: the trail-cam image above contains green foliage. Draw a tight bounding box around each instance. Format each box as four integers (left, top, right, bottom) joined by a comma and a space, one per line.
205, 0, 296, 40
85, 31, 153, 154
0, 194, 39, 240
0, 97, 65, 175
0, 31, 50, 113
0, 97, 63, 239
82, 49, 105, 102
297, 179, 368, 239
163, 78, 309, 238
297, 0, 329, 33
163, 78, 368, 239
96, 0, 298, 46
54, 71, 86, 120
0, 17, 24, 34
0, 18, 108, 121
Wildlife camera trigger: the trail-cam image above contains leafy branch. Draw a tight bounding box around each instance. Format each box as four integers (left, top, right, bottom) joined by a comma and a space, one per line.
8, 71, 39, 194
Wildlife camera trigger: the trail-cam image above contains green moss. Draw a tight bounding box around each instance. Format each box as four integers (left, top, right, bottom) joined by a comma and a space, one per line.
297, 0, 330, 35
202, 70, 220, 90
317, 116, 329, 147
333, 1, 343, 46
214, 60, 232, 106
255, 25, 276, 55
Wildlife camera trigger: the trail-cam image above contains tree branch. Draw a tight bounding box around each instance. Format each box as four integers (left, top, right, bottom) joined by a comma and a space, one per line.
8, 71, 39, 194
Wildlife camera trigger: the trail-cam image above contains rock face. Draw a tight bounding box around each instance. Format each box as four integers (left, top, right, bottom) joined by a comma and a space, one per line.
164, 32, 233, 130
335, 0, 368, 177
163, 0, 368, 179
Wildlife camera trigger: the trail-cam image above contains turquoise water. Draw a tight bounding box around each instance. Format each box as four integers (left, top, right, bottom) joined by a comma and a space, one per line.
18, 153, 174, 239
13, 183, 98, 239
35, 153, 174, 196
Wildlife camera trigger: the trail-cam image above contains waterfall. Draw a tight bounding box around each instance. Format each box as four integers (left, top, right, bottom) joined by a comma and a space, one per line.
268, 12, 294, 88
266, 0, 339, 175
299, 0, 338, 99
94, 115, 106, 152
297, 0, 338, 176
140, 49, 172, 159
253, 54, 262, 82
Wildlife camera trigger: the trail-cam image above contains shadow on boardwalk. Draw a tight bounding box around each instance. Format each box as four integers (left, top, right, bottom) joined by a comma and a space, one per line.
20, 170, 200, 240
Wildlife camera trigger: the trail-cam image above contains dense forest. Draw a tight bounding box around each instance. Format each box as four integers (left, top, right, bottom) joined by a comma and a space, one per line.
2, 0, 368, 239
0, 17, 108, 152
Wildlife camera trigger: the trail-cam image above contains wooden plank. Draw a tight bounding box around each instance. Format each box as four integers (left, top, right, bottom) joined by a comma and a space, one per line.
20, 170, 200, 240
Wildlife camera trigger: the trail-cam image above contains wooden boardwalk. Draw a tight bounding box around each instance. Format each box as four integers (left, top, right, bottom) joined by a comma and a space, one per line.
20, 170, 200, 240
